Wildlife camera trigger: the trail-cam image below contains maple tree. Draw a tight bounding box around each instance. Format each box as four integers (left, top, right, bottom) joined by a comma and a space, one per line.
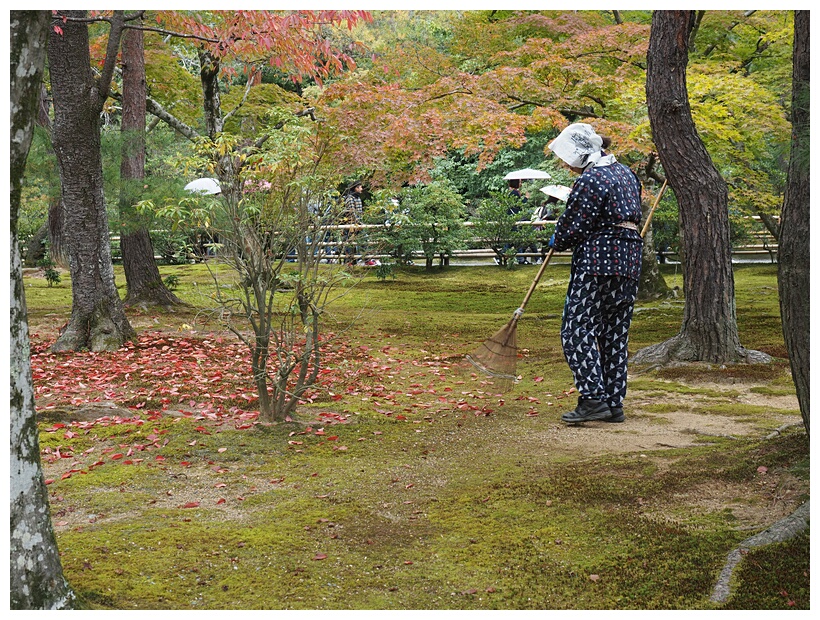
142, 113, 364, 422
123, 10, 372, 422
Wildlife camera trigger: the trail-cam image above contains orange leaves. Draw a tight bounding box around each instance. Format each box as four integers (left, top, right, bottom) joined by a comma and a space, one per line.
154, 10, 369, 85
30, 330, 370, 428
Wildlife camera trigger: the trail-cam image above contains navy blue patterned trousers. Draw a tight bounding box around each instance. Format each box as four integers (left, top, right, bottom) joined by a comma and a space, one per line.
560, 269, 639, 409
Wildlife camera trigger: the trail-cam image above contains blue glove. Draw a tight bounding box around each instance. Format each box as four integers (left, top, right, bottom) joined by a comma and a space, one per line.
547, 234, 555, 248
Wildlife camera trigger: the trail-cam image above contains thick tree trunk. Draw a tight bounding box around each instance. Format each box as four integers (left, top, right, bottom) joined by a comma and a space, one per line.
48, 10, 135, 352
635, 10, 769, 365
10, 10, 75, 609
778, 10, 809, 435
120, 21, 183, 308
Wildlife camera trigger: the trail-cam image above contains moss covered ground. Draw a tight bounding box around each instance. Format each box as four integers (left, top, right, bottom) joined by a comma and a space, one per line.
24, 262, 809, 610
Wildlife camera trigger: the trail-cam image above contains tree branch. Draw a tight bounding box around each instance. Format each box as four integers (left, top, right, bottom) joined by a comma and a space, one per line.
643, 152, 666, 185
125, 23, 220, 44
222, 70, 258, 125
700, 10, 757, 58
93, 10, 127, 112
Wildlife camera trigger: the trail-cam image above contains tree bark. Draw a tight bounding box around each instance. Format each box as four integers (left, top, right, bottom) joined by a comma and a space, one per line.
119, 20, 183, 308
23, 220, 48, 267
638, 183, 671, 300
199, 49, 225, 137
778, 10, 809, 435
48, 10, 136, 351
10, 10, 75, 609
635, 10, 769, 365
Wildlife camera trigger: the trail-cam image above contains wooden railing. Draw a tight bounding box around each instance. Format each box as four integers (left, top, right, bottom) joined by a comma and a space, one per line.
109, 221, 779, 264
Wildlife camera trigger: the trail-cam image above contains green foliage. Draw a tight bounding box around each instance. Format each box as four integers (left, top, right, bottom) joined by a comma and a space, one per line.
365, 190, 419, 264
37, 249, 61, 287
19, 127, 60, 242
471, 191, 538, 266
374, 260, 396, 282
162, 274, 181, 291
150, 228, 198, 265
143, 41, 211, 129
430, 131, 566, 211
394, 178, 468, 269
687, 68, 790, 220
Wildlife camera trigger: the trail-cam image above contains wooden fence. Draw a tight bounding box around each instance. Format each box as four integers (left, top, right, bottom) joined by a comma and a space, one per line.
111, 221, 779, 265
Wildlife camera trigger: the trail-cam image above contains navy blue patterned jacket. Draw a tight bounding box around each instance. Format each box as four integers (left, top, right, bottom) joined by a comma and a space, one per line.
553, 161, 643, 280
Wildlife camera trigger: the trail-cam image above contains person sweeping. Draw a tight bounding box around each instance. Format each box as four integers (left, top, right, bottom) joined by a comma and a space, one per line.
546, 123, 643, 424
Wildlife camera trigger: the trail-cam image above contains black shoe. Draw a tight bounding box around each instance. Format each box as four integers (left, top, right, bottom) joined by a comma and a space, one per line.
606, 407, 625, 423
561, 398, 612, 423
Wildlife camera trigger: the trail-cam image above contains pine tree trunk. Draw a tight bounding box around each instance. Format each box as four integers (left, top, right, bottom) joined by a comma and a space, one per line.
120, 21, 183, 308
10, 10, 75, 609
48, 10, 136, 352
778, 10, 809, 435
635, 10, 769, 365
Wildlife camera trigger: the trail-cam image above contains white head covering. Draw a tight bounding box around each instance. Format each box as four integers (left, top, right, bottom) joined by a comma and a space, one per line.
548, 123, 616, 169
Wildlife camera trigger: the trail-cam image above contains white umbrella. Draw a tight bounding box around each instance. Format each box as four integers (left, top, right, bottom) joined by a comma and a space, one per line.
503, 168, 551, 180
184, 177, 221, 195
540, 184, 572, 202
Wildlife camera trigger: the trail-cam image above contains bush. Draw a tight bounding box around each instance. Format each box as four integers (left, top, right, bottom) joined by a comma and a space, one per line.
472, 191, 538, 267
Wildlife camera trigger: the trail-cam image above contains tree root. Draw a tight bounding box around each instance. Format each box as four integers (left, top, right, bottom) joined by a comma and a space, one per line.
631, 334, 773, 366
710, 501, 810, 604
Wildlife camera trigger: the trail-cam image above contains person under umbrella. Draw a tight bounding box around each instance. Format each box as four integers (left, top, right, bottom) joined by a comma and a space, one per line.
546, 123, 643, 424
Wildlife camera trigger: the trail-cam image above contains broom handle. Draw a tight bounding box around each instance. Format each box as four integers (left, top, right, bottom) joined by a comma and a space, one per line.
514, 180, 667, 318
516, 247, 555, 315
641, 180, 668, 238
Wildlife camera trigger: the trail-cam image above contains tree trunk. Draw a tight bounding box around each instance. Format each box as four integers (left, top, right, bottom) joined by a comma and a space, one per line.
119, 20, 183, 308
638, 223, 670, 300
778, 10, 809, 435
199, 49, 225, 138
48, 10, 136, 352
637, 185, 671, 300
635, 10, 769, 365
10, 10, 75, 609
23, 220, 48, 267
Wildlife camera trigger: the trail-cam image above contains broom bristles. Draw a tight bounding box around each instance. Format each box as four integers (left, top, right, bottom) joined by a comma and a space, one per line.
465, 318, 519, 381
